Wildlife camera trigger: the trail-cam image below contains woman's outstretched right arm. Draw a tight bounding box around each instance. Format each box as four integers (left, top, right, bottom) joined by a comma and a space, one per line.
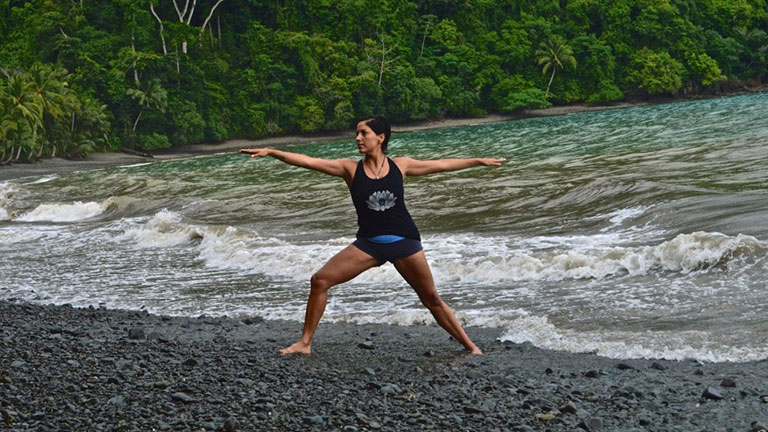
240, 148, 355, 180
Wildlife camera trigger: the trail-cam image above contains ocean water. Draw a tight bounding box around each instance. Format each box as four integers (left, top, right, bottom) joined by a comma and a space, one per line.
2, 93, 767, 362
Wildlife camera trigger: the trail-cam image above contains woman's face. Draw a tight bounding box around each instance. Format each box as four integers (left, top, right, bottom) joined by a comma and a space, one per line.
355, 121, 384, 154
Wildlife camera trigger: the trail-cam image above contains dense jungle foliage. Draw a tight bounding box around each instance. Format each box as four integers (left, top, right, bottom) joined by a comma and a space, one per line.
1, 0, 767, 162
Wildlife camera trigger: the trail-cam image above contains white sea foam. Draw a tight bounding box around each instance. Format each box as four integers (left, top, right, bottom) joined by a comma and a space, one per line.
0, 183, 14, 221
495, 311, 768, 362
118, 210, 205, 247
0, 228, 45, 244
27, 175, 58, 184
15, 200, 112, 222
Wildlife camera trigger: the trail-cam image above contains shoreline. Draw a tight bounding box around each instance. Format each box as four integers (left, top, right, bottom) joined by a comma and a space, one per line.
4, 89, 762, 182
2, 299, 767, 431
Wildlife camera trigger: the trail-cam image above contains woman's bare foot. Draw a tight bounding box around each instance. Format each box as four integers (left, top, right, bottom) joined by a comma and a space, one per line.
466, 343, 483, 355
279, 340, 312, 355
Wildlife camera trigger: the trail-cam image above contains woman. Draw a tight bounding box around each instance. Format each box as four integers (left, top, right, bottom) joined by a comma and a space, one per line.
240, 116, 504, 355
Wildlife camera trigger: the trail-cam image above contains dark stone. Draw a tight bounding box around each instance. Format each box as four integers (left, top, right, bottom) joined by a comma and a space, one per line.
128, 328, 145, 340
107, 395, 127, 408
182, 358, 198, 367
578, 417, 604, 431
702, 387, 724, 400
147, 331, 164, 341
720, 378, 736, 388
423, 350, 435, 357
171, 392, 196, 403
585, 370, 600, 378
650, 362, 666, 371
560, 401, 579, 414
616, 363, 634, 370
380, 384, 400, 395
463, 405, 486, 414
466, 370, 483, 380
303, 416, 324, 425
358, 341, 375, 350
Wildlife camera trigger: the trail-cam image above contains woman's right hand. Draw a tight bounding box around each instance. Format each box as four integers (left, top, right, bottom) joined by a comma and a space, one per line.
240, 148, 271, 158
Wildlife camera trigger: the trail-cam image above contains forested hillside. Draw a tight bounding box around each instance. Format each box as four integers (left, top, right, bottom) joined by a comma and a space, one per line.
1, 0, 766, 162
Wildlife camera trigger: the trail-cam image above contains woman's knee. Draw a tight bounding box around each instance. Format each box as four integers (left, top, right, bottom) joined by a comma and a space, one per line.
419, 292, 443, 309
310, 272, 333, 292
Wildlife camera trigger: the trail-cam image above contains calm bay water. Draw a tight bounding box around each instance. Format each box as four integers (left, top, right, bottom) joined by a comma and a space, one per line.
2, 93, 767, 362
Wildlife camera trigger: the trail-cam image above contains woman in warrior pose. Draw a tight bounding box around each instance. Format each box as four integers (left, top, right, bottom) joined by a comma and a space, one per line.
241, 116, 504, 355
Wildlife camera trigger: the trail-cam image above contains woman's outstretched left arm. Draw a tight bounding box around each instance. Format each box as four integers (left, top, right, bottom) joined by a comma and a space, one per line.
395, 157, 505, 177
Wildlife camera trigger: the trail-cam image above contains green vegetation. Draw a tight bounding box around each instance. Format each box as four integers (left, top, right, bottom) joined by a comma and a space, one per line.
1, 0, 766, 162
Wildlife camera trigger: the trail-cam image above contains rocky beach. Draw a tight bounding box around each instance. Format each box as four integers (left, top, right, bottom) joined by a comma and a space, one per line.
1, 299, 767, 431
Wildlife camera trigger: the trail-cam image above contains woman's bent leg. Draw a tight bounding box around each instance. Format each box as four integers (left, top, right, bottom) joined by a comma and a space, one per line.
280, 244, 379, 355
393, 251, 482, 354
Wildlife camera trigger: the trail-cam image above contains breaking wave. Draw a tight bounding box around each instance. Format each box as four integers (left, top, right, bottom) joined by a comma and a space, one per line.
116, 210, 765, 285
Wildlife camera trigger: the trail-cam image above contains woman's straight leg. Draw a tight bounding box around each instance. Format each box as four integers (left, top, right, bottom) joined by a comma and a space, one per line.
393, 250, 482, 354
280, 244, 379, 355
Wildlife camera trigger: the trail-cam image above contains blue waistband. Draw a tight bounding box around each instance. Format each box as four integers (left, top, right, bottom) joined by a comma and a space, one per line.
366, 234, 406, 244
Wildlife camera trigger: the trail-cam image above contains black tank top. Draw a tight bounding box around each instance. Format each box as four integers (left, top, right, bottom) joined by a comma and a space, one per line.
349, 158, 421, 241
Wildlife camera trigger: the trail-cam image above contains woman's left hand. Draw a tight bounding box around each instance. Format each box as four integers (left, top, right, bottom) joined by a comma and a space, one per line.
479, 157, 506, 167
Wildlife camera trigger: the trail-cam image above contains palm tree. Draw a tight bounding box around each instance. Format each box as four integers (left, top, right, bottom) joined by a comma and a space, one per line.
535, 35, 577, 98
2, 72, 44, 162
126, 78, 167, 133
27, 64, 75, 158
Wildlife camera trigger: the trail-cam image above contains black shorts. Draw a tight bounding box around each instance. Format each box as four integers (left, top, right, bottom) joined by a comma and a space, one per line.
352, 238, 423, 265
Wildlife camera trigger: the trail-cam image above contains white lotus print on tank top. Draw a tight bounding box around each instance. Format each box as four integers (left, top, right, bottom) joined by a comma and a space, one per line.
367, 190, 397, 212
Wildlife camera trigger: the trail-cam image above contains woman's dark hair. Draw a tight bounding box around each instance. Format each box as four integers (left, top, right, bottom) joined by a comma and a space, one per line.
360, 116, 391, 154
